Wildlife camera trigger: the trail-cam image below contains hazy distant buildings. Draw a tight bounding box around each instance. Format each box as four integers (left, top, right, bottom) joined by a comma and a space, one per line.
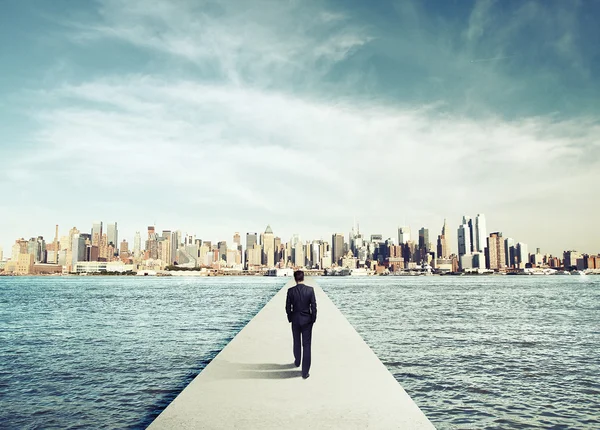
475, 214, 487, 253
398, 226, 410, 245
133, 232, 141, 258
107, 222, 118, 248
516, 242, 528, 269
262, 225, 275, 268
332, 233, 345, 266
418, 228, 430, 254
437, 219, 449, 259
457, 223, 472, 261
563, 250, 581, 269
92, 222, 102, 247
505, 237, 516, 268
487, 232, 505, 270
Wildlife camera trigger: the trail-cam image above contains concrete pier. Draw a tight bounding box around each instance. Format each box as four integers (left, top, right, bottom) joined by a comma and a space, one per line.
148, 280, 434, 429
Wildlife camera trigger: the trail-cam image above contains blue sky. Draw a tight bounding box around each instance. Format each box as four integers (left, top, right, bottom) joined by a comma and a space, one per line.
1, 0, 599, 256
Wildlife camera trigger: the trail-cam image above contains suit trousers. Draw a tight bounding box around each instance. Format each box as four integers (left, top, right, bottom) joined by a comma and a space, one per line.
292, 321, 313, 377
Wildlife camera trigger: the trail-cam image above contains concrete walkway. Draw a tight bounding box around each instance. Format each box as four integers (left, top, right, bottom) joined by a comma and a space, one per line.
148, 279, 434, 429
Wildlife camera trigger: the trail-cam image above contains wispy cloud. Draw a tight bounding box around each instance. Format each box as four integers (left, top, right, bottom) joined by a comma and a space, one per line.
1, 0, 599, 255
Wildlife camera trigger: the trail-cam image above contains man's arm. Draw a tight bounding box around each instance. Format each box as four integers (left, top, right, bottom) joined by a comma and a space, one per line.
311, 288, 317, 323
285, 289, 292, 322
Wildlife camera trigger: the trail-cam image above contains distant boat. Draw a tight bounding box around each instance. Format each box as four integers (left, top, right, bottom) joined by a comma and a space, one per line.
571, 270, 586, 276
555, 271, 571, 276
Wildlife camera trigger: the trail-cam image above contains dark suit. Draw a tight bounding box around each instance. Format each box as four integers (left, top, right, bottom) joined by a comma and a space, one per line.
285, 283, 317, 377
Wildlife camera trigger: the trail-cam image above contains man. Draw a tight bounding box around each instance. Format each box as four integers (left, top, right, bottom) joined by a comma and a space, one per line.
285, 270, 317, 379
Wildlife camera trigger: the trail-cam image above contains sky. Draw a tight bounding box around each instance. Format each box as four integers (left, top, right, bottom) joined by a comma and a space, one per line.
1, 0, 599, 257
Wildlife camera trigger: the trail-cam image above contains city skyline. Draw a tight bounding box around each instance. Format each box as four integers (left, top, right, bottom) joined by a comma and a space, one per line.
1, 211, 596, 262
1, 0, 599, 256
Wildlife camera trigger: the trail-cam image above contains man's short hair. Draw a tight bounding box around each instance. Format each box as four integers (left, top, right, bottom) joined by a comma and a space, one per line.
294, 270, 305, 282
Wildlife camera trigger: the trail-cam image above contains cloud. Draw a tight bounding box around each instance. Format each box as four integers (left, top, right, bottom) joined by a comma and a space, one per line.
1, 0, 599, 255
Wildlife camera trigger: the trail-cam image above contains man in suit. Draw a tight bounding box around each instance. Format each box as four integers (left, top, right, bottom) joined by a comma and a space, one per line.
285, 270, 317, 379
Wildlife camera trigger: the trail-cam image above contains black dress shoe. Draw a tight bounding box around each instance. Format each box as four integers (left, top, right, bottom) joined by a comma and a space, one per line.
302, 373, 310, 379
294, 361, 300, 367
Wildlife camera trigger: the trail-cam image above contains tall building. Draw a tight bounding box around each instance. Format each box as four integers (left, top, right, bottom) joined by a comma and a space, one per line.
146, 226, 159, 259
563, 251, 581, 269
457, 222, 471, 258
246, 232, 257, 249
332, 233, 345, 266
120, 240, 129, 255
505, 237, 516, 268
487, 232, 505, 270
461, 216, 475, 253
245, 233, 257, 268
475, 214, 487, 253
170, 232, 179, 264
398, 226, 411, 245
52, 225, 59, 264
437, 219, 449, 259
91, 222, 103, 247
262, 225, 275, 267
71, 233, 90, 269
218, 241, 228, 262
133, 232, 141, 258
418, 228, 430, 252
107, 222, 118, 248
0, 245, 3, 261
516, 242, 528, 269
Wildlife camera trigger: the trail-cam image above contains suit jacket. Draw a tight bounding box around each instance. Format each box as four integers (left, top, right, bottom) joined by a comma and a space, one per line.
286, 283, 317, 325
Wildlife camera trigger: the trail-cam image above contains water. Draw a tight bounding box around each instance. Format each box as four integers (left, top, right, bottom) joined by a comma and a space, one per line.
1, 276, 599, 429
320, 276, 600, 429
0, 276, 284, 429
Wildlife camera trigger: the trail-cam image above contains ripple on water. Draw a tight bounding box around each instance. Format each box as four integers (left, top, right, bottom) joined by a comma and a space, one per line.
0, 276, 284, 429
321, 276, 600, 430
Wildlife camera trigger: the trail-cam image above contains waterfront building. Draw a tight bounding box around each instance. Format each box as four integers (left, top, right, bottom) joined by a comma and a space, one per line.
516, 243, 528, 269
418, 228, 430, 253
71, 233, 90, 270
292, 241, 304, 267
146, 227, 159, 260
398, 226, 410, 245
321, 251, 332, 269
262, 225, 275, 268
274, 237, 282, 264
341, 251, 358, 269
457, 223, 471, 257
0, 245, 3, 261
107, 222, 118, 249
563, 251, 581, 270
133, 232, 141, 258
332, 233, 345, 266
310, 241, 321, 268
487, 232, 505, 270
505, 238, 516, 268
475, 214, 487, 253
92, 221, 102, 247
246, 243, 262, 269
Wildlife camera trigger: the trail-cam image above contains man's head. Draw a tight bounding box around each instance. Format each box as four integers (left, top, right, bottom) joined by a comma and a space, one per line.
294, 270, 304, 284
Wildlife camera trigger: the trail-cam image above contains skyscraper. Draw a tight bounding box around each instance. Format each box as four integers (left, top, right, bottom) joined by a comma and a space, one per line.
332, 233, 344, 266
475, 214, 487, 253
133, 232, 141, 258
107, 222, 118, 248
262, 225, 275, 267
487, 232, 505, 270
457, 222, 471, 257
91, 222, 102, 247
437, 219, 449, 258
505, 237, 516, 268
516, 242, 528, 269
398, 226, 410, 245
418, 228, 429, 252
